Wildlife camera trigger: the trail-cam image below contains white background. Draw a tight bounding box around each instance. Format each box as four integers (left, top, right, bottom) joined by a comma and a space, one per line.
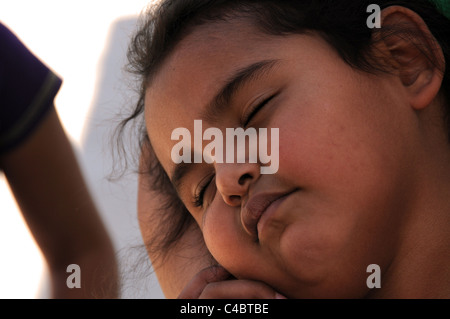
0, 0, 164, 298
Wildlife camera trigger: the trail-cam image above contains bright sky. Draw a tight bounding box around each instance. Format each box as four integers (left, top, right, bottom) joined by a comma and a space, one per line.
0, 0, 156, 298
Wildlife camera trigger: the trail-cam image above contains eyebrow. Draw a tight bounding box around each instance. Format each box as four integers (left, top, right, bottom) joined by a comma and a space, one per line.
201, 59, 281, 124
169, 59, 280, 193
171, 161, 191, 192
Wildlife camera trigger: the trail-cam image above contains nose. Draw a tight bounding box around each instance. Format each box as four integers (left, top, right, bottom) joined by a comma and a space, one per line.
215, 163, 260, 206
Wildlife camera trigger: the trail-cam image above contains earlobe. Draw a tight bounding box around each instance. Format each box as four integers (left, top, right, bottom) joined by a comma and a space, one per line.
378, 6, 445, 110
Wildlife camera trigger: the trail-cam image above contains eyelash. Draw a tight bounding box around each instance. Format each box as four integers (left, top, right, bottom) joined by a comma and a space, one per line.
243, 94, 276, 127
193, 174, 215, 208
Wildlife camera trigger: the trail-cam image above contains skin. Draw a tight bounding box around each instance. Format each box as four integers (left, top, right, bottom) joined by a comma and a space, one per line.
0, 108, 118, 298
141, 6, 450, 298
138, 145, 214, 297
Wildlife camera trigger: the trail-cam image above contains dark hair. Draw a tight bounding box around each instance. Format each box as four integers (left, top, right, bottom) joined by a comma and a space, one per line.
120, 0, 450, 265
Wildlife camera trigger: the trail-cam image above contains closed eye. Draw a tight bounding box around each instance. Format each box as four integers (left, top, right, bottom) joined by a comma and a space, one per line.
193, 174, 215, 208
243, 94, 276, 127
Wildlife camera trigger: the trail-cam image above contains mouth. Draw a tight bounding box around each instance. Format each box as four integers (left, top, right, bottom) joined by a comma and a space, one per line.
242, 189, 297, 240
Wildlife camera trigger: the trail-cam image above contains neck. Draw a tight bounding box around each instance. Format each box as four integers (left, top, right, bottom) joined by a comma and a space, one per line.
370, 139, 450, 298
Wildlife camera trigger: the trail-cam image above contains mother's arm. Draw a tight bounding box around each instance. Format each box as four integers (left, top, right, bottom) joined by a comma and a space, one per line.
137, 143, 213, 298
0, 108, 118, 298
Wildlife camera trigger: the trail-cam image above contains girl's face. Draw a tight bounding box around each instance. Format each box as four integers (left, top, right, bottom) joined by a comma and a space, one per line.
145, 20, 419, 298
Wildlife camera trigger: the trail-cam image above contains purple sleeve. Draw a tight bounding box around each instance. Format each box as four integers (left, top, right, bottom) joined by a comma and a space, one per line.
0, 23, 62, 154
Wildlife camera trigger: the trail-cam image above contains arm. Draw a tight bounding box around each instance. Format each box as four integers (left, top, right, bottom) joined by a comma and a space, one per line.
0, 107, 118, 298
137, 144, 212, 298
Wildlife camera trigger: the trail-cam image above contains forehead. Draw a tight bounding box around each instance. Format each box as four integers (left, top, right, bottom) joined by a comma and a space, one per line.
146, 19, 277, 118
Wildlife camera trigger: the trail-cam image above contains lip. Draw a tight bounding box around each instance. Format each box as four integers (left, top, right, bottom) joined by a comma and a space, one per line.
242, 190, 296, 239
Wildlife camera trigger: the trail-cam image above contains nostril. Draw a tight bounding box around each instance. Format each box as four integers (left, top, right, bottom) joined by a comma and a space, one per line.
238, 173, 252, 185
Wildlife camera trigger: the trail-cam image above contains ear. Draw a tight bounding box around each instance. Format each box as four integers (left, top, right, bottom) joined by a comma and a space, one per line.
376, 6, 445, 110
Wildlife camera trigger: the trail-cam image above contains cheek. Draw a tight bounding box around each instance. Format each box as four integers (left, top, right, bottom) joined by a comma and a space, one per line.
201, 202, 253, 273
278, 77, 411, 198
271, 90, 413, 295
